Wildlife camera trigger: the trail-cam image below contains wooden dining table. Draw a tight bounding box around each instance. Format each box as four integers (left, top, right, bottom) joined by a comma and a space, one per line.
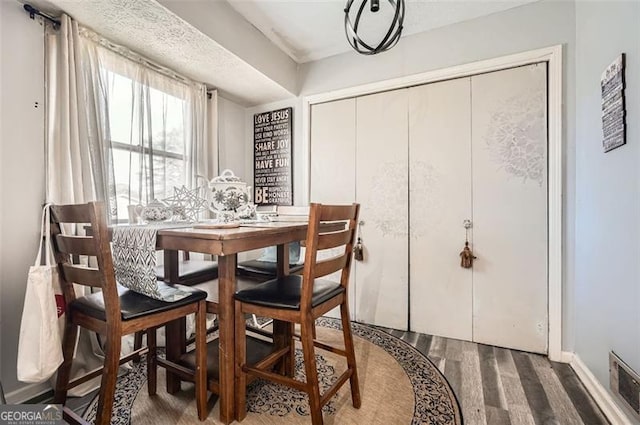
156, 221, 314, 424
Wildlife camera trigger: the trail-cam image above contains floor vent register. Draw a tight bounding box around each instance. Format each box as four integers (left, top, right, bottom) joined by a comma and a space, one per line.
610, 351, 640, 420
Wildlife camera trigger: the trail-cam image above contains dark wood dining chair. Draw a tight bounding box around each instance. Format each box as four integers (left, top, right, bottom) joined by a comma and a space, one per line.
49, 202, 209, 425
234, 203, 361, 425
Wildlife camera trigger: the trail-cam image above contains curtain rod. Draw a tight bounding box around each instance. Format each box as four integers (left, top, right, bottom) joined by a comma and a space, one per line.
23, 4, 60, 29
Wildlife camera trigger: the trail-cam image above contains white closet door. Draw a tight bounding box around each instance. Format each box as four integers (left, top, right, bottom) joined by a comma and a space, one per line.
310, 99, 357, 204
409, 78, 473, 340
355, 89, 409, 330
471, 63, 548, 353
310, 99, 357, 319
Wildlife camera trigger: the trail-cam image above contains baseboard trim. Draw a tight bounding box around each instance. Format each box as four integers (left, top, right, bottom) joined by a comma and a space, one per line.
560, 351, 575, 364
5, 382, 52, 404
569, 353, 633, 425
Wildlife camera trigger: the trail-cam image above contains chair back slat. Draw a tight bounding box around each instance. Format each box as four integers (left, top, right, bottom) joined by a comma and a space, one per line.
316, 229, 353, 251
60, 264, 104, 288
50, 204, 93, 224
300, 203, 359, 312
55, 235, 98, 256
50, 202, 121, 322
318, 205, 358, 222
313, 254, 348, 279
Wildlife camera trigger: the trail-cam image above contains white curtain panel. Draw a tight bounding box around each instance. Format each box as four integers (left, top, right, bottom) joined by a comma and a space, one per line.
45, 15, 97, 205
187, 86, 217, 188
43, 14, 216, 395
80, 34, 212, 220
207, 90, 219, 181
44, 15, 106, 397
47, 15, 215, 221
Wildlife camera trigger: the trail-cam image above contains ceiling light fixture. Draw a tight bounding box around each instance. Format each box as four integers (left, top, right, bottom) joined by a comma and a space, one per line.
344, 0, 405, 55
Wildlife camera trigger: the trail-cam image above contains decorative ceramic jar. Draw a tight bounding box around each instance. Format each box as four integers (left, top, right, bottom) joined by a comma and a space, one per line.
207, 169, 251, 215
141, 199, 172, 222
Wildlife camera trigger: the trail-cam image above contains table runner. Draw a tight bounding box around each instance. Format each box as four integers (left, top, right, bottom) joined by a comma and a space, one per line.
112, 224, 191, 302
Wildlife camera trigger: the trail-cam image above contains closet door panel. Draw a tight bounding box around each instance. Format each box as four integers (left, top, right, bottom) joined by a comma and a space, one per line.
310, 99, 357, 204
471, 63, 548, 353
409, 78, 473, 340
310, 99, 356, 319
355, 89, 409, 330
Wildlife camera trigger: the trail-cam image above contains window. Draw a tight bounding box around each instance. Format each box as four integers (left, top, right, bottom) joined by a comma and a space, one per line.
104, 70, 189, 222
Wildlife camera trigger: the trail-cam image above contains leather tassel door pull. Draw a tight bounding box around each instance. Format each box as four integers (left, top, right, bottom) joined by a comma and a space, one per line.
460, 241, 476, 269
353, 220, 364, 261
460, 220, 476, 268
354, 237, 364, 261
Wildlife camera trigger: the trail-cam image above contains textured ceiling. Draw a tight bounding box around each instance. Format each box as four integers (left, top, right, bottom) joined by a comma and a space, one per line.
29, 0, 295, 106
227, 0, 538, 63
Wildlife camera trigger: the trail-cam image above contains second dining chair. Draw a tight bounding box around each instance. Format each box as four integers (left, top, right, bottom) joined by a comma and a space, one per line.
50, 202, 209, 425
233, 203, 361, 425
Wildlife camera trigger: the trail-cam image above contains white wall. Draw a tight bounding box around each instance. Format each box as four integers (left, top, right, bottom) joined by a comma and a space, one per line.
218, 96, 249, 181
574, 1, 640, 422
0, 1, 47, 400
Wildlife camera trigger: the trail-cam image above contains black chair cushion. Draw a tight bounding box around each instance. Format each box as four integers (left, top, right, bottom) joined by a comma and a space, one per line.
237, 260, 303, 277
70, 282, 207, 321
155, 260, 219, 281
234, 275, 344, 310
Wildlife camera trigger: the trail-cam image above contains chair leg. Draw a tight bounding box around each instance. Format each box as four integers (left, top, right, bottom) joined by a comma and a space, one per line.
147, 328, 157, 396
340, 302, 361, 409
53, 321, 79, 404
195, 301, 207, 421
234, 301, 248, 421
133, 331, 144, 363
95, 330, 122, 425
273, 320, 295, 377
301, 319, 323, 425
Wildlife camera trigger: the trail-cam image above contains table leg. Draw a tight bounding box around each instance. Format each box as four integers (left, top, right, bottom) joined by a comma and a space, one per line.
164, 249, 184, 394
218, 254, 237, 424
274, 243, 295, 377
163, 249, 179, 283
276, 243, 290, 277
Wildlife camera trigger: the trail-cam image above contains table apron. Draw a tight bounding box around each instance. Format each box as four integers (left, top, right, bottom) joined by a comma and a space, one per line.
157, 230, 308, 255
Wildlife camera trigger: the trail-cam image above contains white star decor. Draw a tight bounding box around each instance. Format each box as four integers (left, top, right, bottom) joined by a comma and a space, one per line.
163, 185, 209, 222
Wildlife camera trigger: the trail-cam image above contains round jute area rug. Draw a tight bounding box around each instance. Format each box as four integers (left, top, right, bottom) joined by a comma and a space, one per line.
84, 318, 461, 425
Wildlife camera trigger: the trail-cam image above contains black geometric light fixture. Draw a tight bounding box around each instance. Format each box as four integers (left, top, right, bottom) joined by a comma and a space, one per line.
344, 0, 405, 55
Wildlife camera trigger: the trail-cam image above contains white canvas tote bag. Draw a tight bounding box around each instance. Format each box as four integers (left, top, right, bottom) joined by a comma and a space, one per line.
17, 204, 64, 383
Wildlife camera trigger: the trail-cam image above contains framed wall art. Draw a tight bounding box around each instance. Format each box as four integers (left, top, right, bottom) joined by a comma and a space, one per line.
601, 53, 626, 152
253, 107, 293, 205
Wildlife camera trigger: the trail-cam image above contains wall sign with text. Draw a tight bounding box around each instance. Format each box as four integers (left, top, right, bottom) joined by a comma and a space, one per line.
253, 107, 293, 205
601, 54, 626, 152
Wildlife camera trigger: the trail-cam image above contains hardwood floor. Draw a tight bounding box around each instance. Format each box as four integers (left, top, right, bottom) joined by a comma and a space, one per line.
378, 326, 610, 425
